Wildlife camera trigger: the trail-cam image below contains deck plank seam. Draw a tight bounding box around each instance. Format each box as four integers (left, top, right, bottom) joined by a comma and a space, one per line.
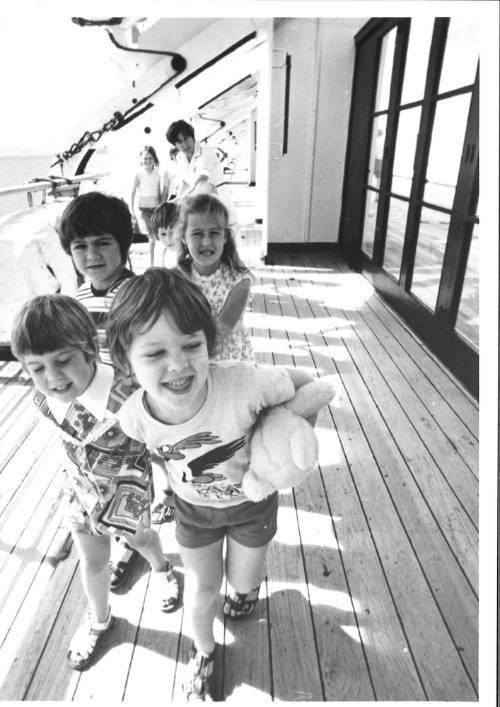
330, 258, 479, 409
298, 253, 479, 694
341, 311, 479, 526
361, 298, 479, 443
275, 256, 425, 700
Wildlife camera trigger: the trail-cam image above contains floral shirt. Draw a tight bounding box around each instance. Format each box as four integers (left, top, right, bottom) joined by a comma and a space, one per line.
34, 363, 151, 536
190, 263, 254, 363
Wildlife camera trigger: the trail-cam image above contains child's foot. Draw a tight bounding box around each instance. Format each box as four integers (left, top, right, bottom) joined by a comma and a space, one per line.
183, 643, 216, 701
151, 560, 180, 612
66, 607, 114, 671
223, 585, 260, 620
151, 502, 175, 525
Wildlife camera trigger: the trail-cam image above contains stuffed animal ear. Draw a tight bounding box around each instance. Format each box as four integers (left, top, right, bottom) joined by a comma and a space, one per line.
290, 424, 319, 472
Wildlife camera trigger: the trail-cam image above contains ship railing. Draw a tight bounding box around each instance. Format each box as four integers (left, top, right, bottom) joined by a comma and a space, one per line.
0, 172, 109, 208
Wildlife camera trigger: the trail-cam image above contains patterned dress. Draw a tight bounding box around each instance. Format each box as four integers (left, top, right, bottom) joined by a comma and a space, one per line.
190, 264, 254, 363
34, 367, 152, 536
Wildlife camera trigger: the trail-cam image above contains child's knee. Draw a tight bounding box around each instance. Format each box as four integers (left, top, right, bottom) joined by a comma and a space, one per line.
127, 528, 155, 551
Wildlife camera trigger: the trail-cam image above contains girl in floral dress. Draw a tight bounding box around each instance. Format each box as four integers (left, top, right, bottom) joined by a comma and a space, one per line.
177, 193, 254, 363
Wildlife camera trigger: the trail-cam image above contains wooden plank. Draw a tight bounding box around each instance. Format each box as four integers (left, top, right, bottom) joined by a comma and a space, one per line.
276, 259, 426, 699
124, 523, 185, 702
258, 270, 324, 701
288, 254, 477, 699
353, 298, 478, 475
0, 542, 80, 700
336, 260, 478, 437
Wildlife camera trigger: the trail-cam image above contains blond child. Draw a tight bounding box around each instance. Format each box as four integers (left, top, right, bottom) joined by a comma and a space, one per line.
177, 193, 254, 363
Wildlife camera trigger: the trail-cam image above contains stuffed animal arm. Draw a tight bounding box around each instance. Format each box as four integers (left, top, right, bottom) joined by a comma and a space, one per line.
242, 378, 335, 502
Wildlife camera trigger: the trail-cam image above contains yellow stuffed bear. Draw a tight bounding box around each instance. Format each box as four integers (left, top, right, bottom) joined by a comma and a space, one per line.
242, 378, 335, 502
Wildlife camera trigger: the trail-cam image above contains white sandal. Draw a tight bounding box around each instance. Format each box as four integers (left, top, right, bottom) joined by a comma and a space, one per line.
66, 607, 114, 670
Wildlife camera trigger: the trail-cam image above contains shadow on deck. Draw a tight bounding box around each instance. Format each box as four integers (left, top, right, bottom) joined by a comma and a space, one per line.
0, 249, 478, 701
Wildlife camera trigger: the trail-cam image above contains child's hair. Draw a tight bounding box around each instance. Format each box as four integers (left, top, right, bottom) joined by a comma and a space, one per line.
166, 120, 195, 146
107, 267, 217, 375
11, 294, 98, 362
177, 193, 248, 274
140, 145, 159, 168
57, 191, 133, 263
150, 201, 179, 235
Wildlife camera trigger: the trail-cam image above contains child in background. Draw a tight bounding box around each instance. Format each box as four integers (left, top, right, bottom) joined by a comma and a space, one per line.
11, 295, 180, 671
107, 268, 313, 700
58, 191, 144, 590
150, 201, 180, 269
131, 145, 162, 266
177, 193, 254, 363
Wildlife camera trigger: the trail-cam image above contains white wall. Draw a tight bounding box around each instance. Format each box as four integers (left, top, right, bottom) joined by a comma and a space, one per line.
267, 18, 365, 244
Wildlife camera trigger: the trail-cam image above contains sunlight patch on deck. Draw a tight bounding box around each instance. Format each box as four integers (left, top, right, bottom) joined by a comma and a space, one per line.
277, 282, 374, 309
246, 311, 348, 332
275, 507, 342, 549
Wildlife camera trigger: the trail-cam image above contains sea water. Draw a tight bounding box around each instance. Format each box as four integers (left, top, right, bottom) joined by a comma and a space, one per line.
0, 154, 55, 218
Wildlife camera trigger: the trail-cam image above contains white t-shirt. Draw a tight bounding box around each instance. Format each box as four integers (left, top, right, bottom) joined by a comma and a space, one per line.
119, 363, 295, 507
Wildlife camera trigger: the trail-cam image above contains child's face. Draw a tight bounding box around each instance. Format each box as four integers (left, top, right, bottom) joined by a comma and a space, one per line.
69, 234, 123, 290
141, 153, 155, 171
23, 348, 95, 403
157, 226, 177, 250
128, 312, 209, 424
184, 213, 227, 276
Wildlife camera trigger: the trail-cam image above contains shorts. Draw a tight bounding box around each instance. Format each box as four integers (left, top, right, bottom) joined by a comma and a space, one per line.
138, 207, 156, 235
174, 492, 279, 549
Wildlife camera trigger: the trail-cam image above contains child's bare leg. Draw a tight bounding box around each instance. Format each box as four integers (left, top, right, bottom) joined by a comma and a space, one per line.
180, 539, 224, 654
71, 530, 111, 622
127, 527, 165, 571
128, 528, 180, 612
224, 538, 269, 618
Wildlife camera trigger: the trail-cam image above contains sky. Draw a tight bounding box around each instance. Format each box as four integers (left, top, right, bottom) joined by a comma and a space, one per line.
0, 13, 130, 155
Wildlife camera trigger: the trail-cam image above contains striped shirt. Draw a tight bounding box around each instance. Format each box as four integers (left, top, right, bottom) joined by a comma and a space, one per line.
137, 170, 161, 209
76, 269, 134, 366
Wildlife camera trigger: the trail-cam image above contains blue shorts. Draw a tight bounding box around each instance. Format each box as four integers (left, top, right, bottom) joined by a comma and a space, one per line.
174, 492, 279, 549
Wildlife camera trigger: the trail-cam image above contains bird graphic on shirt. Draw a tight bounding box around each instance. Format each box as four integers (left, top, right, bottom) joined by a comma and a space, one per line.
182, 435, 247, 483
157, 432, 222, 461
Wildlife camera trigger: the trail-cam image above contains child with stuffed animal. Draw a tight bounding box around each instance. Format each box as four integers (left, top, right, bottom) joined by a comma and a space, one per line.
10, 294, 180, 672
106, 267, 333, 701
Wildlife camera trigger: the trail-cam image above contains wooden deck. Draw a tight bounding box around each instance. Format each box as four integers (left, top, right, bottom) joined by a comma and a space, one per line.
0, 249, 479, 701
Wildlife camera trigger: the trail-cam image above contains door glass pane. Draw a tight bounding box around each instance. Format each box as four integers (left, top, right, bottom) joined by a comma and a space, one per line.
362, 190, 378, 258
456, 223, 478, 349
423, 93, 471, 209
410, 207, 449, 311
374, 27, 397, 111
367, 115, 387, 189
439, 18, 480, 94
383, 197, 409, 280
392, 107, 421, 197
401, 17, 434, 104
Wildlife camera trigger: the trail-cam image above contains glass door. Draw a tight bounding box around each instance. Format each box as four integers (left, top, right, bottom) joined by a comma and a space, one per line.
340, 17, 480, 396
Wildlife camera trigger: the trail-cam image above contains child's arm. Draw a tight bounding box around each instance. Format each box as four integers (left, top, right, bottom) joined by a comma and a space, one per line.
217, 278, 251, 335
130, 174, 140, 214
161, 172, 170, 201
